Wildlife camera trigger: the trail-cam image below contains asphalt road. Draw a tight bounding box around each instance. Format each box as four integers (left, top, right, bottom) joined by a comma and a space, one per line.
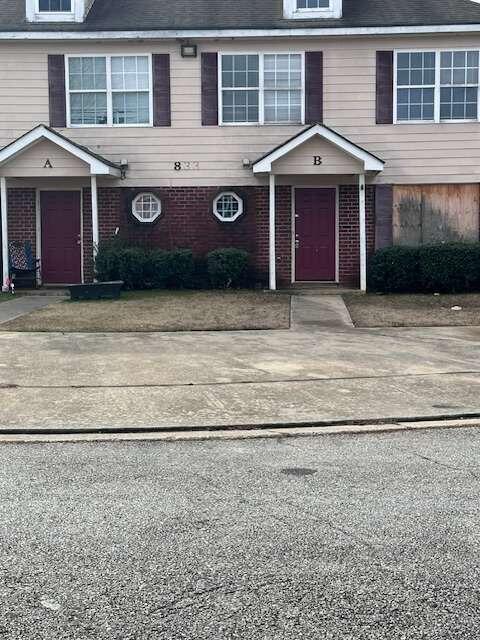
0, 428, 479, 639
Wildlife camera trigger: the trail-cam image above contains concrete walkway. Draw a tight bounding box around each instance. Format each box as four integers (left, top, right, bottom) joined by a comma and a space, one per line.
0, 318, 479, 431
292, 294, 354, 330
0, 295, 62, 325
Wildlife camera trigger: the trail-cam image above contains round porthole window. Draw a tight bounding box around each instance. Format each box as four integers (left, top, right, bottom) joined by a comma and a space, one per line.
132, 193, 162, 223
213, 192, 244, 222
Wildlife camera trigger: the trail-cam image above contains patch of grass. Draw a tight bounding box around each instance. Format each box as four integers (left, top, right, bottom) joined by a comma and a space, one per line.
1, 289, 291, 333
344, 293, 480, 328
0, 293, 16, 303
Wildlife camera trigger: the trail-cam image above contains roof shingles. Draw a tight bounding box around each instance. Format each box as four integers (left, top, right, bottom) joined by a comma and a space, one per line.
1, 0, 480, 32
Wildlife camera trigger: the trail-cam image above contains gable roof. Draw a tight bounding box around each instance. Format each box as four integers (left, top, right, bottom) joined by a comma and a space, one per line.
0, 125, 122, 176
1, 0, 480, 33
252, 123, 385, 173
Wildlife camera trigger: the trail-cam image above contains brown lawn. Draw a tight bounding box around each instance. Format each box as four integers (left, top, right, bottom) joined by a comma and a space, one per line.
344, 293, 480, 328
1, 289, 291, 332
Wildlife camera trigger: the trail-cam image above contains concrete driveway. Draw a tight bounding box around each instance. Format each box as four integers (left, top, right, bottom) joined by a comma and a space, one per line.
0, 306, 479, 430
1, 428, 479, 639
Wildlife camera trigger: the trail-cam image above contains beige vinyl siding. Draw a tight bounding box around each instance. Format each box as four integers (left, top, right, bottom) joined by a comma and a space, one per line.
272, 137, 362, 175
1, 139, 90, 177
1, 35, 480, 186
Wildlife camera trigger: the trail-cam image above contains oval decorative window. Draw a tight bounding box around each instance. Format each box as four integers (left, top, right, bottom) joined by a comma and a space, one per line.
213, 192, 244, 222
132, 193, 162, 223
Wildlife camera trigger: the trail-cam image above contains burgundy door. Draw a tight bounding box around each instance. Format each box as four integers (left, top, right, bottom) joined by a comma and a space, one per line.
295, 188, 336, 281
41, 191, 82, 284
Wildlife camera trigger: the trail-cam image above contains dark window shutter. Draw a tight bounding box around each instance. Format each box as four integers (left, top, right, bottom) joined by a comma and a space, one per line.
305, 51, 323, 124
375, 184, 393, 249
48, 55, 66, 128
152, 54, 171, 127
376, 51, 394, 124
201, 52, 219, 126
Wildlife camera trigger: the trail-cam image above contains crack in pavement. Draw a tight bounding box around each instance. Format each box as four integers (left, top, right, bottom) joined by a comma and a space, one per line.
398, 448, 480, 480
0, 369, 480, 391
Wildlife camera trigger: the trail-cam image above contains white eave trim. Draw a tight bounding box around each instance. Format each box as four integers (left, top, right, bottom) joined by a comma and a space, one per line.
0, 125, 121, 176
2, 23, 480, 40
252, 124, 385, 173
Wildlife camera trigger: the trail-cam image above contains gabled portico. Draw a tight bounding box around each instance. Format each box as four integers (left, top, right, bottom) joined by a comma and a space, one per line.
253, 124, 384, 292
0, 125, 122, 290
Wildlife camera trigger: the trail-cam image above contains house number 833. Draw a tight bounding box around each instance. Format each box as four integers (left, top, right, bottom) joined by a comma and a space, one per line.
174, 161, 200, 171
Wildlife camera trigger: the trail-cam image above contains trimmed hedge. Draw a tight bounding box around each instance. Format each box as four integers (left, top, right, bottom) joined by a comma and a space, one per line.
207, 248, 250, 288
95, 241, 251, 290
368, 242, 480, 293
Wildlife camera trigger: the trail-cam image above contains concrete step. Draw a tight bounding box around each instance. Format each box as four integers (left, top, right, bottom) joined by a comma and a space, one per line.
14, 288, 68, 297
278, 285, 360, 296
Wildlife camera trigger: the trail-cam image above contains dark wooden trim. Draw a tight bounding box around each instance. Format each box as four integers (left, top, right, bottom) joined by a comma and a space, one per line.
376, 51, 394, 125
375, 184, 394, 249
305, 51, 323, 124
48, 54, 66, 128
201, 52, 219, 126
152, 54, 171, 127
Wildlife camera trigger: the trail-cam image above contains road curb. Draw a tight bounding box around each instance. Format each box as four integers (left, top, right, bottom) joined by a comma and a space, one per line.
0, 417, 479, 444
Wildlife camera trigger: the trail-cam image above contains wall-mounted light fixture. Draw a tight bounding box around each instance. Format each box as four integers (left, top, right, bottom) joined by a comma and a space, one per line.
181, 43, 197, 58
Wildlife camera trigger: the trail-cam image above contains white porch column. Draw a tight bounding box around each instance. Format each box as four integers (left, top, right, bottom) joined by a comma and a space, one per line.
91, 175, 99, 278
358, 173, 367, 292
269, 172, 276, 291
1, 177, 8, 292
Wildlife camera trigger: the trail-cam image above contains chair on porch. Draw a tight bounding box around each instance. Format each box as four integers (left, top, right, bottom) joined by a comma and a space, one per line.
8, 241, 40, 289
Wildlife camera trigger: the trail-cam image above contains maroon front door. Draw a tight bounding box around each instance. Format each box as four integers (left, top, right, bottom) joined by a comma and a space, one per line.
295, 188, 336, 282
41, 191, 82, 284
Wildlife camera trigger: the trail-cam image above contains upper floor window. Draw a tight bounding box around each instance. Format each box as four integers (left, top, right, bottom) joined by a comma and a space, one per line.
284, 0, 342, 19
66, 55, 152, 127
26, 0, 91, 23
395, 50, 480, 123
38, 0, 71, 10
297, 0, 330, 8
220, 53, 303, 125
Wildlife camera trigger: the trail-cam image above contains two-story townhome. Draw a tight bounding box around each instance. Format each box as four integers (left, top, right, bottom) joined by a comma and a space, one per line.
1, 0, 480, 291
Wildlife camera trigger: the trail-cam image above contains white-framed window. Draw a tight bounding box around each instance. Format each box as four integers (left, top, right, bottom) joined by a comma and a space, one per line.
213, 192, 244, 222
283, 0, 342, 19
220, 53, 304, 125
27, 0, 83, 22
66, 54, 152, 127
132, 193, 162, 223
395, 49, 480, 123
39, 0, 72, 10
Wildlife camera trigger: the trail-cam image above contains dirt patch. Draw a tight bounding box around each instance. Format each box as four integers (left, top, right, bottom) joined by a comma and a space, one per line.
344, 293, 480, 328
1, 290, 291, 332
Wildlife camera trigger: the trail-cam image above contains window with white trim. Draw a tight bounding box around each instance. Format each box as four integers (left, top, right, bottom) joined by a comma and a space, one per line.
213, 192, 244, 222
220, 53, 303, 125
27, 0, 84, 22
39, 0, 71, 10
283, 0, 342, 19
67, 55, 152, 127
132, 193, 162, 223
395, 50, 480, 122
297, 0, 329, 8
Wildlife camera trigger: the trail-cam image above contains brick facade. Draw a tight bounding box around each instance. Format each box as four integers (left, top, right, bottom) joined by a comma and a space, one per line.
338, 185, 376, 286
2, 184, 374, 288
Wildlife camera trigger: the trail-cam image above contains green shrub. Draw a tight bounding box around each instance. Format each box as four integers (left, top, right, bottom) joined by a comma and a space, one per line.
368, 246, 420, 293
419, 243, 480, 293
95, 244, 252, 290
144, 249, 170, 289
117, 247, 148, 290
94, 238, 126, 283
207, 248, 250, 288
368, 242, 480, 293
166, 249, 195, 288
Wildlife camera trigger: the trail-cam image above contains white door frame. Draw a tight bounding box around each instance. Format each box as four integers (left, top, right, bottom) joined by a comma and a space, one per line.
36, 187, 84, 285
291, 185, 339, 284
